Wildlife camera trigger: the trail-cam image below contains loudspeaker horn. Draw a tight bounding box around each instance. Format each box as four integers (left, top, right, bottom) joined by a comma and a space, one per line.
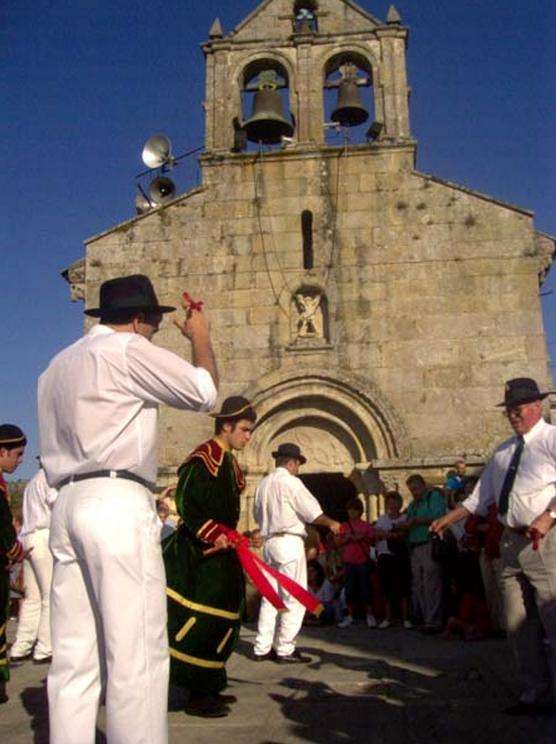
135, 193, 153, 214
141, 134, 173, 169
148, 176, 176, 205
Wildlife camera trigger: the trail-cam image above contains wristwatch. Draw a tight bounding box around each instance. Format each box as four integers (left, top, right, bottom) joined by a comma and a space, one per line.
546, 509, 556, 520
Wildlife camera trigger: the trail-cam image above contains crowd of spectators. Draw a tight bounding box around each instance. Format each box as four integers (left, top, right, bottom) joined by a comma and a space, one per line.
299, 460, 505, 640
10, 460, 497, 640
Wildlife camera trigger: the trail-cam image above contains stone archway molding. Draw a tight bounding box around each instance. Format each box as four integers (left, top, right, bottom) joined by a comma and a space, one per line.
242, 365, 409, 473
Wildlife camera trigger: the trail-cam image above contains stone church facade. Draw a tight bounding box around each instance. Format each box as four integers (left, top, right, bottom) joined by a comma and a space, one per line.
63, 1, 554, 526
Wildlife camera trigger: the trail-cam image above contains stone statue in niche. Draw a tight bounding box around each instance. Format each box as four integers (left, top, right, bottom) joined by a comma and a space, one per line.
294, 292, 323, 339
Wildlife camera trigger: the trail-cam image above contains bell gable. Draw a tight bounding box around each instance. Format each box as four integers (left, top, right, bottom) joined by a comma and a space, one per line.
230, 0, 383, 43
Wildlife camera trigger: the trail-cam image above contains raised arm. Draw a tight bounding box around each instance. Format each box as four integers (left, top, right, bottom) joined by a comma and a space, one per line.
173, 309, 219, 390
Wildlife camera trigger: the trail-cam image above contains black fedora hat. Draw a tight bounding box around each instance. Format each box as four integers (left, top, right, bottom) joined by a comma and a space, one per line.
209, 396, 255, 419
84, 274, 176, 318
271, 442, 307, 465
496, 377, 551, 408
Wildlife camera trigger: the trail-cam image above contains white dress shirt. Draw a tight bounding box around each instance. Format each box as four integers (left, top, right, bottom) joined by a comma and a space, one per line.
463, 418, 556, 528
253, 467, 323, 538
20, 468, 57, 537
38, 324, 217, 486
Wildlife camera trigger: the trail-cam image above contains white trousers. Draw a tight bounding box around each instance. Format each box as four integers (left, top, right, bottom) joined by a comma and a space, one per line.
11, 528, 53, 660
254, 534, 307, 657
48, 478, 169, 744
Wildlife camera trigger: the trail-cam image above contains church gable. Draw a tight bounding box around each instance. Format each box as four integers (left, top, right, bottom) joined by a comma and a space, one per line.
231, 0, 382, 42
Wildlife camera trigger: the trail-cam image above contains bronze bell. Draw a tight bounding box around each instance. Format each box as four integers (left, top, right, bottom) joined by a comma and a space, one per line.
243, 72, 294, 145
331, 78, 369, 127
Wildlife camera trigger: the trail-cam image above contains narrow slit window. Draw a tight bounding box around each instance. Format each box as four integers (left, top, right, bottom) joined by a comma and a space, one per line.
302, 210, 313, 269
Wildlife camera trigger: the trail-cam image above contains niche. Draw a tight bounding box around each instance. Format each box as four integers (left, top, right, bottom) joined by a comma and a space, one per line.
290, 286, 330, 346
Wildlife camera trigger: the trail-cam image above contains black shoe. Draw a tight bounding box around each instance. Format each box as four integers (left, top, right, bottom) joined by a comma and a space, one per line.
217, 692, 237, 704
33, 656, 52, 665
184, 694, 230, 718
504, 701, 556, 717
10, 651, 32, 662
252, 649, 277, 662
0, 683, 8, 705
275, 649, 311, 664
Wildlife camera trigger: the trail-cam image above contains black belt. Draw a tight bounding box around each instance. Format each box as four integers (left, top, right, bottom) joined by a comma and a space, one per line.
56, 470, 155, 491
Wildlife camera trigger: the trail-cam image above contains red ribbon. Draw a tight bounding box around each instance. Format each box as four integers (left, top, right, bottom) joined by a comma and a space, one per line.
530, 528, 542, 551
182, 292, 204, 312
211, 525, 323, 616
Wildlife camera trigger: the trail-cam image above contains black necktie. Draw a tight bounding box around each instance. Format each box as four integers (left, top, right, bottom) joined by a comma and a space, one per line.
498, 436, 524, 516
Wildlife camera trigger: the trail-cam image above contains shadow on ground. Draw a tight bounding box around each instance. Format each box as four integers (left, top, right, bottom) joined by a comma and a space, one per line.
235, 626, 556, 744
19, 677, 106, 744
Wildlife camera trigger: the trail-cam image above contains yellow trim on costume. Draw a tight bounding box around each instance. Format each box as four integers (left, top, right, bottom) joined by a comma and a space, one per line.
216, 627, 234, 655
196, 520, 214, 538
203, 524, 220, 541
170, 647, 225, 669
0, 659, 7, 666
175, 616, 197, 642
166, 587, 240, 620
0, 623, 6, 637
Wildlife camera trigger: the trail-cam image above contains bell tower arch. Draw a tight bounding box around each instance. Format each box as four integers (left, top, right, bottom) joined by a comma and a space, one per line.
201, 1, 413, 154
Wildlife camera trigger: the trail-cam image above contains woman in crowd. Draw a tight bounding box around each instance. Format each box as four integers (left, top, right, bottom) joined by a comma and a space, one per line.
336, 497, 377, 628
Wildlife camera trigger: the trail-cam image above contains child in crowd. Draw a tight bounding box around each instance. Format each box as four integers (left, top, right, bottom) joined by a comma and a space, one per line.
305, 560, 337, 625
336, 497, 377, 628
375, 492, 412, 629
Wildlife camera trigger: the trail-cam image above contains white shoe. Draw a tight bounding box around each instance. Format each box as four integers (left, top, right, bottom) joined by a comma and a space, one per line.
366, 614, 378, 628
403, 620, 414, 629
378, 619, 391, 629
337, 615, 353, 628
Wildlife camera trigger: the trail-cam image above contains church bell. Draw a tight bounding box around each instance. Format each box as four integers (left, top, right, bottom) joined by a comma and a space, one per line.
331, 77, 369, 128
242, 71, 294, 145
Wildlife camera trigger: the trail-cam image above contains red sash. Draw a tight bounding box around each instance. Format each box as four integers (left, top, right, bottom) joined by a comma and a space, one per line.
197, 520, 323, 616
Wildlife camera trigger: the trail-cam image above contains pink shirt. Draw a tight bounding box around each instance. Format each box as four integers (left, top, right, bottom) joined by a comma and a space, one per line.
340, 519, 374, 564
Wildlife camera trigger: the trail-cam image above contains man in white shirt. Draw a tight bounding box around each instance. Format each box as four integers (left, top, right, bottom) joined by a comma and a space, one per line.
252, 443, 341, 663
431, 378, 556, 716
10, 465, 57, 663
38, 275, 218, 744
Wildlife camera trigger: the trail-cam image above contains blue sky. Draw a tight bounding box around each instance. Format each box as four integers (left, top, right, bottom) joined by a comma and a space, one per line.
2, 0, 555, 478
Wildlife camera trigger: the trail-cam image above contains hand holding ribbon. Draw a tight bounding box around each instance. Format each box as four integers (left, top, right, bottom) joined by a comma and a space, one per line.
198, 520, 323, 616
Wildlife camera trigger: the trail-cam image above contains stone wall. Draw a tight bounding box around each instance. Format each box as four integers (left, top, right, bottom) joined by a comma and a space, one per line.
71, 1, 554, 524
83, 142, 552, 492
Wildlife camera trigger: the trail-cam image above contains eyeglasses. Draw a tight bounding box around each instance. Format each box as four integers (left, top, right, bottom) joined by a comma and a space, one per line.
504, 402, 535, 418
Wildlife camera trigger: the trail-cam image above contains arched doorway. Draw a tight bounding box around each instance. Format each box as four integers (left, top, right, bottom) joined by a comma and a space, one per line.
238, 367, 408, 529
299, 472, 358, 521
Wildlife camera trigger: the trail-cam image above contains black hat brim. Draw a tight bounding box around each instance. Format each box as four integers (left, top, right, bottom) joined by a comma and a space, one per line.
272, 450, 307, 464
496, 392, 550, 407
84, 304, 176, 318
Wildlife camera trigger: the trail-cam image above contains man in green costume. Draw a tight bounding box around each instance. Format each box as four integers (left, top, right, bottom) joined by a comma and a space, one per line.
163, 396, 257, 718
0, 424, 28, 704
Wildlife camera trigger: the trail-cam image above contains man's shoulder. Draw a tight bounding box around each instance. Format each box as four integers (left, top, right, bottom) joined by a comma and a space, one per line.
43, 327, 135, 368
180, 439, 226, 478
